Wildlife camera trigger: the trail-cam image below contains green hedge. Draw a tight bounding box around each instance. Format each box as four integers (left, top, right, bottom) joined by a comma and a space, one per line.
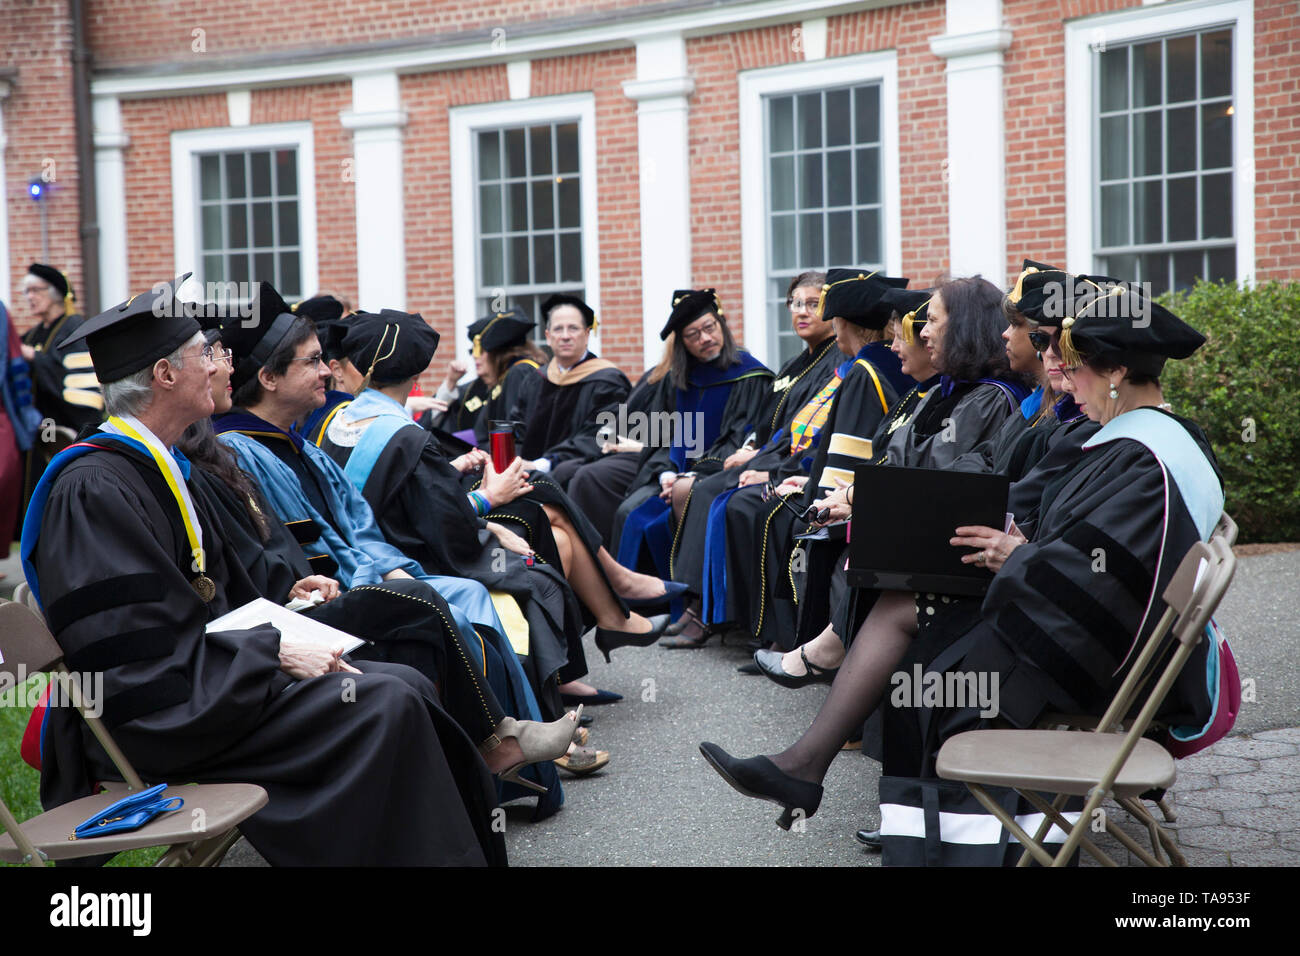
1160, 279, 1300, 544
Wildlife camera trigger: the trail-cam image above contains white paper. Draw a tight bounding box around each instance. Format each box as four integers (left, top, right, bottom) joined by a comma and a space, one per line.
205, 598, 366, 655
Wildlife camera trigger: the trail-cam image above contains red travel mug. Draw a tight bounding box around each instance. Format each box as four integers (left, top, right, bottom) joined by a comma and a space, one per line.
489, 421, 517, 473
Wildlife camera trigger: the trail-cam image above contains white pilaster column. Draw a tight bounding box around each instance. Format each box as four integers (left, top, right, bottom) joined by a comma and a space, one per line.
622, 33, 694, 368
0, 78, 13, 300
93, 95, 130, 307
340, 71, 408, 311
929, 0, 1012, 283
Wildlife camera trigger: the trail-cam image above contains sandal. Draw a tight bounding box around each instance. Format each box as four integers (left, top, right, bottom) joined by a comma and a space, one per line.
554, 745, 610, 776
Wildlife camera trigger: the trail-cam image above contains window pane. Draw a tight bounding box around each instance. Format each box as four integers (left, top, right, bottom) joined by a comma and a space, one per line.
1100, 183, 1130, 247
1134, 179, 1163, 244
203, 254, 224, 284
1207, 246, 1235, 282
530, 125, 552, 176
827, 211, 853, 264
225, 154, 247, 199
856, 208, 881, 265
556, 123, 579, 173
1166, 35, 1197, 103
825, 89, 851, 147
826, 150, 851, 206
1166, 106, 1196, 174
250, 151, 272, 197
1100, 253, 1137, 281
1133, 109, 1162, 177
534, 235, 556, 284
772, 215, 796, 270
201, 205, 222, 251
1100, 115, 1128, 180
505, 128, 527, 178
200, 155, 222, 200
854, 85, 880, 143
532, 180, 554, 229
799, 212, 824, 265
1100, 48, 1128, 112
798, 153, 823, 208
1132, 40, 1162, 108
252, 202, 274, 247
1200, 30, 1232, 98
1141, 252, 1170, 296
560, 233, 582, 281
1202, 172, 1232, 238
278, 201, 299, 246
480, 184, 502, 234
481, 238, 504, 286
1202, 103, 1232, 169
229, 206, 248, 248
855, 147, 880, 205
254, 251, 275, 285
1167, 177, 1197, 242
769, 96, 794, 152
279, 252, 301, 299
478, 131, 501, 180
557, 177, 580, 227
509, 236, 530, 285
228, 253, 250, 285
275, 150, 297, 196
797, 93, 822, 149
1173, 249, 1203, 292
506, 182, 528, 231
771, 156, 795, 211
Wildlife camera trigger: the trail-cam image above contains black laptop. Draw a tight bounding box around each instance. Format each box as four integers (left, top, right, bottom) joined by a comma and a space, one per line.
846, 465, 1011, 597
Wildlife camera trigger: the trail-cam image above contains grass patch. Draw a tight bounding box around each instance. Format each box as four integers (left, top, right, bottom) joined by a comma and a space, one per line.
1, 674, 163, 867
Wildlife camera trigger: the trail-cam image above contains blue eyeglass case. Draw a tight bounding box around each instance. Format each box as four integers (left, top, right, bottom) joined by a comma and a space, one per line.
70, 783, 185, 840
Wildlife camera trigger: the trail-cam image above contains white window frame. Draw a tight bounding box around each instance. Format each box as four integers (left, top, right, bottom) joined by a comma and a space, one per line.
450, 93, 601, 361
738, 51, 901, 367
1065, 0, 1254, 285
170, 121, 319, 301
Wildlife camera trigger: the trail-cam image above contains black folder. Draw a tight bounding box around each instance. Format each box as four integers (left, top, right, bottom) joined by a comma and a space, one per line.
846, 465, 1011, 597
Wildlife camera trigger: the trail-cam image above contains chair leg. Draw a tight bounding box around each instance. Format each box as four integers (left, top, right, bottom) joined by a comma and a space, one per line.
1017, 792, 1068, 868
154, 828, 243, 868
966, 783, 1058, 868
1157, 796, 1177, 823
1120, 796, 1186, 867
1018, 788, 1118, 867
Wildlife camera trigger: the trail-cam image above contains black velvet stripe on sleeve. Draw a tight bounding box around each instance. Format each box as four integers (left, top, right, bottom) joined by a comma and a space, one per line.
1061, 520, 1154, 607
1024, 561, 1133, 663
995, 603, 1104, 709
283, 518, 323, 545
45, 573, 166, 634
62, 626, 177, 673
307, 554, 339, 577
99, 673, 193, 729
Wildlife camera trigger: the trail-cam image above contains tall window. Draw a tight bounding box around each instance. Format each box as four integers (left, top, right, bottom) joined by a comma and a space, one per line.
1094, 28, 1235, 294
765, 83, 882, 364
197, 149, 302, 300
475, 122, 583, 340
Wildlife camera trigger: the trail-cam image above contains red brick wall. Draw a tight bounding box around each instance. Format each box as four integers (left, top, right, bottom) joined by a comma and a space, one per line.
4, 1, 82, 333
1252, 0, 1300, 280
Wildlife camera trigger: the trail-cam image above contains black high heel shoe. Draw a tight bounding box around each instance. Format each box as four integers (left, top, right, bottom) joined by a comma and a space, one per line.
659, 607, 726, 648
699, 742, 823, 830
593, 613, 671, 663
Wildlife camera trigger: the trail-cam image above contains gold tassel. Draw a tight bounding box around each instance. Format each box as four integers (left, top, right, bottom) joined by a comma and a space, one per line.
60, 270, 75, 316
1058, 318, 1082, 368
591, 314, 599, 334
1007, 266, 1039, 305
899, 298, 930, 346
359, 324, 399, 393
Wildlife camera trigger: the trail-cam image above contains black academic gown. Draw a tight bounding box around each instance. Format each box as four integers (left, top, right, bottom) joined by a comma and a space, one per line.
882, 412, 1222, 778
321, 416, 586, 704
668, 336, 842, 592
30, 437, 505, 866
484, 356, 544, 445
21, 313, 101, 432
516, 353, 631, 484
422, 375, 492, 443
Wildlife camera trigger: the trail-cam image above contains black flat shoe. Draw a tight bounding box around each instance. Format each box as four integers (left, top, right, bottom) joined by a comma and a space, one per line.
855, 828, 882, 850
699, 742, 822, 830
753, 647, 839, 689
593, 613, 671, 663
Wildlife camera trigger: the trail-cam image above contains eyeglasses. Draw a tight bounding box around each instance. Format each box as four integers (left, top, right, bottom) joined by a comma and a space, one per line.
213, 347, 234, 368
1027, 330, 1051, 352
788, 297, 819, 312
1059, 364, 1082, 380
760, 480, 830, 525
286, 351, 326, 369
681, 318, 720, 344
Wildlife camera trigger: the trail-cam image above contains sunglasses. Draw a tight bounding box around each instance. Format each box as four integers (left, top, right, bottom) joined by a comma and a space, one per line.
760, 480, 830, 525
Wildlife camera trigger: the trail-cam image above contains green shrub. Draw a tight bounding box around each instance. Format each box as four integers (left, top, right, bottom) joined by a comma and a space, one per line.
1160, 279, 1300, 543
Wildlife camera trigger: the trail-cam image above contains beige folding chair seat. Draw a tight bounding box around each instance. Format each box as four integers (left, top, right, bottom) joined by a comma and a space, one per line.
0, 599, 267, 866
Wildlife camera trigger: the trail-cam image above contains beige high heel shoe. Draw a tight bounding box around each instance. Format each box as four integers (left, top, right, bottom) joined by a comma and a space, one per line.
482, 705, 583, 794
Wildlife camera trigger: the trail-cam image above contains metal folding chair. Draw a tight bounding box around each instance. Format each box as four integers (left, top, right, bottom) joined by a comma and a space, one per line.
936, 526, 1237, 867
0, 600, 267, 866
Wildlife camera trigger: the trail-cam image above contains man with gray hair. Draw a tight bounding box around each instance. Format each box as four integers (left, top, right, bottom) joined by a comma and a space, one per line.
20, 275, 504, 866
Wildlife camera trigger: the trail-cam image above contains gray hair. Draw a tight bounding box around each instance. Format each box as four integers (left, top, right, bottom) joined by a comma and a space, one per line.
102, 334, 200, 418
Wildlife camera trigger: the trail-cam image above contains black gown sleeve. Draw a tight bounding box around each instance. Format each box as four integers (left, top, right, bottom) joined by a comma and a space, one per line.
537, 372, 632, 468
